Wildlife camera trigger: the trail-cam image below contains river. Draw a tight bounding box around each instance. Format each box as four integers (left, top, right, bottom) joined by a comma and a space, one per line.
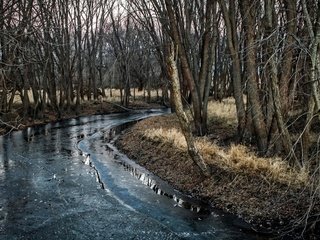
0, 109, 267, 239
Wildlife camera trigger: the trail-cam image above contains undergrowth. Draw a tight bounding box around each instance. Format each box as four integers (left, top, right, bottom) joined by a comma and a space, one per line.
142, 98, 310, 187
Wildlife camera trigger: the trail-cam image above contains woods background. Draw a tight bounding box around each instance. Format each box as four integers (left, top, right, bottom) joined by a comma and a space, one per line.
1, 0, 320, 173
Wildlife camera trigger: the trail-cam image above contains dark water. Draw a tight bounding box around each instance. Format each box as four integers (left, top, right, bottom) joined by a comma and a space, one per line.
0, 109, 268, 239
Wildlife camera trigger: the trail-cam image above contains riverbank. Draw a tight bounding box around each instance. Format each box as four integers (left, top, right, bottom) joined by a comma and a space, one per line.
115, 102, 320, 239
1, 98, 319, 238
0, 99, 161, 136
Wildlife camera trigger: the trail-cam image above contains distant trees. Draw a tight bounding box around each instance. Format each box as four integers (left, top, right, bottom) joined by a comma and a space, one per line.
0, 0, 164, 118
0, 0, 96, 117
1, 0, 320, 169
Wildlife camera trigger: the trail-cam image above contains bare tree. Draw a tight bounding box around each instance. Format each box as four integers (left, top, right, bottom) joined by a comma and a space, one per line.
167, 43, 211, 176
218, 0, 247, 140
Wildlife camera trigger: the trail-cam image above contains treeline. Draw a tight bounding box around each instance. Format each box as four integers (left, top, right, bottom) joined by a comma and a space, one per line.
1, 0, 320, 168
0, 0, 166, 119
130, 0, 320, 169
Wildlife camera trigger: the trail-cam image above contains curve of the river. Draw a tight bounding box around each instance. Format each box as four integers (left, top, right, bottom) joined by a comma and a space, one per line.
0, 109, 268, 240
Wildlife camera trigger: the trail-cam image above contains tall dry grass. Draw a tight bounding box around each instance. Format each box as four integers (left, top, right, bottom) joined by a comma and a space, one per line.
143, 99, 309, 186
8, 88, 163, 105
104, 88, 163, 102
207, 97, 238, 124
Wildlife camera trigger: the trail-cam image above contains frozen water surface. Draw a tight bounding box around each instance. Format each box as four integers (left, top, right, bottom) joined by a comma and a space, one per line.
0, 109, 267, 239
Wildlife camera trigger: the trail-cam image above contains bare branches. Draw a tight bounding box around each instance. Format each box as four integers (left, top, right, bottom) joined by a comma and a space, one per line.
0, 113, 24, 135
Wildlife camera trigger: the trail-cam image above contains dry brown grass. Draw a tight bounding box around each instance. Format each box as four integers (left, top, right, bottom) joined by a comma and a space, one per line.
8, 88, 163, 105
143, 99, 310, 186
184, 97, 238, 127
144, 127, 309, 186
207, 97, 238, 125
104, 88, 163, 102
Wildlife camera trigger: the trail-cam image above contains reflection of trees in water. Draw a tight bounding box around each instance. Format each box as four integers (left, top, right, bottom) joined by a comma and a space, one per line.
1, 134, 30, 232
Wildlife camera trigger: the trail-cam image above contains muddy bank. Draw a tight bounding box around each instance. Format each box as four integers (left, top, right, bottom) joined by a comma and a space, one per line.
115, 114, 320, 239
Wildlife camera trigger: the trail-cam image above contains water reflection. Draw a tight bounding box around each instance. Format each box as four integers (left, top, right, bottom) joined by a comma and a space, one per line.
0, 138, 9, 174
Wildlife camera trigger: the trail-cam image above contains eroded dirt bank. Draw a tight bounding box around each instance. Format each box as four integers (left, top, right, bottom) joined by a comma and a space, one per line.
115, 114, 320, 239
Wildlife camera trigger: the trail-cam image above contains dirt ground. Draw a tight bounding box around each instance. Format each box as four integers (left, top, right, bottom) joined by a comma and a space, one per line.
115, 114, 320, 239
1, 100, 319, 238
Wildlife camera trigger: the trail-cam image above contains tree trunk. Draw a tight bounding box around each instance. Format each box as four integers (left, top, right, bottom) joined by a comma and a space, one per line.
300, 0, 320, 166
219, 0, 247, 140
164, 0, 205, 136
240, 0, 268, 154
167, 44, 211, 177
279, 0, 296, 113
264, 0, 299, 166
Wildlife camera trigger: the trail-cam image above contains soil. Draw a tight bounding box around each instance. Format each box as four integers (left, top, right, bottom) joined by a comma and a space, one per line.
2, 101, 319, 239
115, 114, 320, 239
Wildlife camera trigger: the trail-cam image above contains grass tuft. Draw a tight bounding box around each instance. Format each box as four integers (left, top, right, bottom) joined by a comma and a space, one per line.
144, 127, 187, 148
142, 99, 309, 186
207, 97, 238, 125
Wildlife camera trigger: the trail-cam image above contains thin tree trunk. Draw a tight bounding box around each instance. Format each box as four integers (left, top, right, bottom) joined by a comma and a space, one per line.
167, 44, 211, 177
300, 0, 320, 166
265, 0, 299, 166
164, 0, 204, 136
270, 58, 299, 165
240, 0, 268, 154
279, 0, 296, 113
219, 0, 246, 140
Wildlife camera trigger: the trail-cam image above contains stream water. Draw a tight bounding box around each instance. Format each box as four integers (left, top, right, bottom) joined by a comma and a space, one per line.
0, 109, 268, 239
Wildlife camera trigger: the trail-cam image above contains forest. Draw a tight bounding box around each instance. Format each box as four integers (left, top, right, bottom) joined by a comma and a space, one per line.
1, 0, 320, 237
